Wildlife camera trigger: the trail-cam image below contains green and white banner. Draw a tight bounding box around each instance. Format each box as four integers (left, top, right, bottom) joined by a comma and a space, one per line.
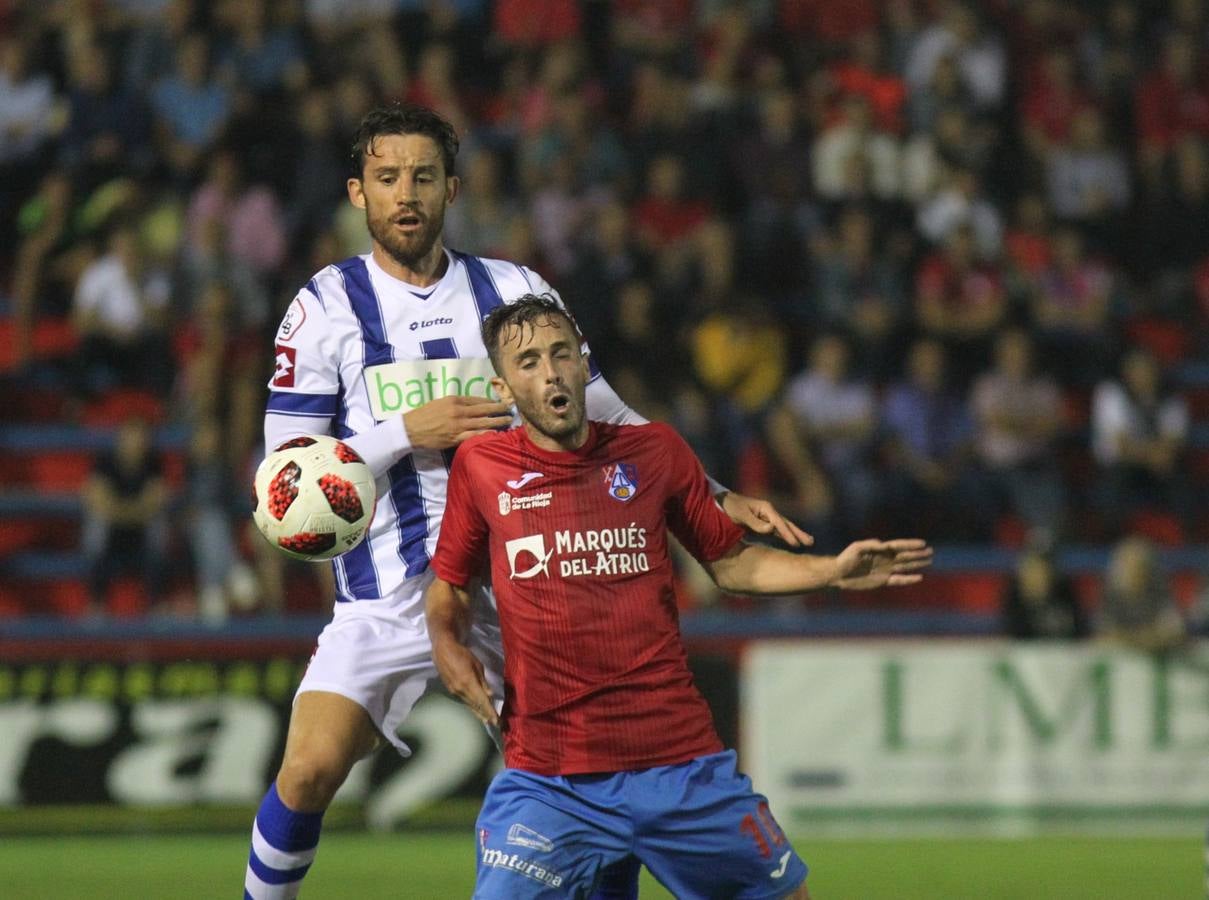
743, 642, 1209, 832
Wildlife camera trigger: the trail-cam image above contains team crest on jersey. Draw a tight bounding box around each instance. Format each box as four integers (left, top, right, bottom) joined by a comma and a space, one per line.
602, 462, 638, 502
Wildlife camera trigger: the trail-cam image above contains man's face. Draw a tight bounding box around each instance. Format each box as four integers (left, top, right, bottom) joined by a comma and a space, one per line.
492, 315, 589, 444
349, 133, 458, 270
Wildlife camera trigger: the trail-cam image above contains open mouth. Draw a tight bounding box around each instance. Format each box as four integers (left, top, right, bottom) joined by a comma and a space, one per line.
548, 393, 571, 414
394, 213, 423, 229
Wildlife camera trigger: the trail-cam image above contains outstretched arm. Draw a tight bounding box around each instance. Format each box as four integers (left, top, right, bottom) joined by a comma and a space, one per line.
425, 577, 498, 728
704, 538, 933, 595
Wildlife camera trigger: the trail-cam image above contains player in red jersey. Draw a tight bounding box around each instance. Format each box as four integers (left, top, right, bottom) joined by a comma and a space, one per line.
427, 295, 933, 898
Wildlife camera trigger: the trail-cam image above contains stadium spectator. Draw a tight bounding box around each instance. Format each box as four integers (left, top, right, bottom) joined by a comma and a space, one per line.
809, 205, 906, 377
1001, 533, 1088, 640
185, 148, 287, 281
901, 105, 991, 205
215, 0, 306, 98
904, 3, 1006, 113
881, 338, 984, 539
561, 199, 644, 346
812, 94, 901, 204
80, 416, 170, 617
1097, 535, 1186, 653
1020, 47, 1092, 163
1002, 192, 1052, 288
281, 88, 347, 243
1045, 107, 1131, 232
1030, 227, 1116, 386
970, 329, 1068, 535
1091, 348, 1190, 537
913, 222, 1006, 380
149, 32, 232, 175
691, 298, 788, 488
184, 417, 257, 624
493, 0, 582, 49
59, 42, 151, 182
631, 153, 711, 254
767, 333, 878, 541
71, 220, 173, 396
443, 148, 520, 258
1134, 32, 1209, 175
0, 36, 61, 175
916, 167, 1003, 260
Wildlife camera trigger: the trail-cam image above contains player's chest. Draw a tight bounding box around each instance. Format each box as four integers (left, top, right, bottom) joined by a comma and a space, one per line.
338, 291, 496, 421
484, 457, 668, 582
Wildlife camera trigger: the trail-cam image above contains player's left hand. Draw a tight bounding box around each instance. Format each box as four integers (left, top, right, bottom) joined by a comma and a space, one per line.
833, 538, 933, 591
720, 491, 814, 548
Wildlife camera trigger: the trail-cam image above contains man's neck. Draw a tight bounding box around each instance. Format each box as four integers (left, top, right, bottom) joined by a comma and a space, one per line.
370, 242, 448, 288
523, 420, 590, 454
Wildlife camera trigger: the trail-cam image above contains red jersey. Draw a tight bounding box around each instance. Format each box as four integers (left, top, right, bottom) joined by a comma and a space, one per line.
433, 421, 742, 775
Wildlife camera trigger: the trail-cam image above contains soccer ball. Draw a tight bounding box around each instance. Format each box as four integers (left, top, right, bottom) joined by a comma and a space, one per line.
252, 435, 377, 561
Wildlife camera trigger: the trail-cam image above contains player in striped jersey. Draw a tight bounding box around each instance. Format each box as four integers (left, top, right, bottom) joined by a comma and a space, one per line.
244, 105, 810, 899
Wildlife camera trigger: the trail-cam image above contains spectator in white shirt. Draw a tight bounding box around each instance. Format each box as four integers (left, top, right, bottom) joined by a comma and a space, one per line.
1091, 348, 1189, 536
72, 222, 173, 396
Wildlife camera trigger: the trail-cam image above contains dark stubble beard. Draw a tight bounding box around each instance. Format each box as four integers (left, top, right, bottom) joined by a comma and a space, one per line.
515, 391, 585, 442
366, 202, 446, 270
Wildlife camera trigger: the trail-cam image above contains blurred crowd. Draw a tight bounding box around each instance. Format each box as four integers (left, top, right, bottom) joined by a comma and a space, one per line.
1, 0, 1207, 621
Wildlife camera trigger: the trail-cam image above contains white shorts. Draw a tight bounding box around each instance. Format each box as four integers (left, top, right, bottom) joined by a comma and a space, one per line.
296, 577, 504, 756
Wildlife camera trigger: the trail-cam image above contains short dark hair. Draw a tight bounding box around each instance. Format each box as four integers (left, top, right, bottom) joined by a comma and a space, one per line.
349, 104, 460, 178
481, 294, 580, 374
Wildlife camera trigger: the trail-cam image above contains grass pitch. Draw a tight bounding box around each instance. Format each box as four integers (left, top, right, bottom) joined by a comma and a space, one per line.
0, 832, 1198, 898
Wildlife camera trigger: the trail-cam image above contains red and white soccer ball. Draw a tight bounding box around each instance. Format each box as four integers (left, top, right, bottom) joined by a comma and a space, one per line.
252, 435, 376, 561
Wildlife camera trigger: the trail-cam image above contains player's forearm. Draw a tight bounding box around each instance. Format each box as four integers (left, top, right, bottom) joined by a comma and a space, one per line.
264, 411, 411, 479
707, 543, 840, 595
424, 577, 475, 646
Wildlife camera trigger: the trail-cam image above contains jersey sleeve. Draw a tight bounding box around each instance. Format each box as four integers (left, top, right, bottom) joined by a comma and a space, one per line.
265, 289, 339, 408
432, 445, 491, 588
659, 425, 745, 563
262, 282, 413, 475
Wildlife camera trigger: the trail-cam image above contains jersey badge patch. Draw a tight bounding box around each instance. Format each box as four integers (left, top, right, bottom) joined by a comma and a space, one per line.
276, 298, 307, 342
603, 462, 638, 502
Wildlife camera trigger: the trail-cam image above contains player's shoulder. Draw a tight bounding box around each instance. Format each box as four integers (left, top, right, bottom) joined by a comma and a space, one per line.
299, 255, 371, 309
451, 249, 553, 298
601, 420, 685, 453
456, 428, 523, 466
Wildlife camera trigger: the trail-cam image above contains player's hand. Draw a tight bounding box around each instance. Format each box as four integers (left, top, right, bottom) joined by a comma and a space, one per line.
403, 395, 512, 450
432, 635, 499, 728
720, 491, 814, 548
832, 539, 933, 591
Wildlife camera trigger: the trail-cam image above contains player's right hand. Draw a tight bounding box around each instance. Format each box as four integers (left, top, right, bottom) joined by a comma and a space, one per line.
403, 395, 512, 449
433, 636, 499, 728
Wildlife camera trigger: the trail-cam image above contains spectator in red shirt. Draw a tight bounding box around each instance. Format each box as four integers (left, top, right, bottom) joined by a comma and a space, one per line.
915, 223, 1007, 381
631, 153, 711, 252
1021, 47, 1093, 162
1135, 32, 1209, 172
779, 0, 880, 46
493, 0, 581, 49
829, 30, 907, 134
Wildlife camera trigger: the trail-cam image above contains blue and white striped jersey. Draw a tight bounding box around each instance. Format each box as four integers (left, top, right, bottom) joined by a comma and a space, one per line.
264, 249, 640, 607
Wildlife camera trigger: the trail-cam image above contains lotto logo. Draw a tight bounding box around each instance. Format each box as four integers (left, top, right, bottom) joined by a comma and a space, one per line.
272, 345, 297, 387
